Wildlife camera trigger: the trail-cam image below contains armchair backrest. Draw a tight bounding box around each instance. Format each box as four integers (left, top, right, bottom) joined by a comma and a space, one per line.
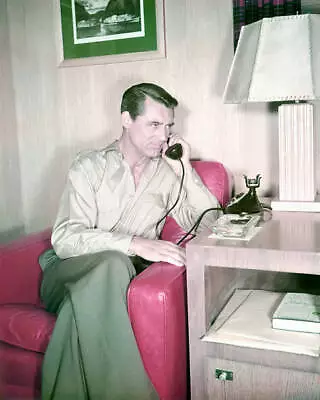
191, 160, 232, 206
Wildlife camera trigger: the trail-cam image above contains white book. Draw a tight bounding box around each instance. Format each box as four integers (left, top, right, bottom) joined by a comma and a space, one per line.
272, 292, 320, 334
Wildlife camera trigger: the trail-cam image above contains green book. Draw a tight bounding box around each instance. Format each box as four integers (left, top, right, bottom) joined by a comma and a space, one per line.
272, 292, 320, 334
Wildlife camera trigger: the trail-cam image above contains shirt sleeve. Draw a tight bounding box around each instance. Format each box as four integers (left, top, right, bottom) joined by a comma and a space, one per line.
51, 156, 133, 259
168, 164, 222, 233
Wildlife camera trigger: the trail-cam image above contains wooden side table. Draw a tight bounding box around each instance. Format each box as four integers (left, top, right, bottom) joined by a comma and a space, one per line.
186, 211, 320, 400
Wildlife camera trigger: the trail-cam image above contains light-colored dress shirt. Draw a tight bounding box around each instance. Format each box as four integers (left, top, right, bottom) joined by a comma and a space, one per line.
52, 140, 220, 258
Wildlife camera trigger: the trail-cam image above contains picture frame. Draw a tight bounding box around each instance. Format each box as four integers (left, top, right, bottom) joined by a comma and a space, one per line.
55, 0, 166, 67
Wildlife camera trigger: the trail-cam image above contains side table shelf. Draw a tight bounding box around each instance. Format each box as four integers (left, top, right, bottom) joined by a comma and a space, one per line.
203, 289, 319, 357
186, 212, 320, 400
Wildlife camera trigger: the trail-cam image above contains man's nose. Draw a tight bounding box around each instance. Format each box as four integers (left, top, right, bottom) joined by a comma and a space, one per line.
159, 125, 170, 141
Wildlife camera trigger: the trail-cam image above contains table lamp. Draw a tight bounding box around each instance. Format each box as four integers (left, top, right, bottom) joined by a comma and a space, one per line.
223, 14, 320, 212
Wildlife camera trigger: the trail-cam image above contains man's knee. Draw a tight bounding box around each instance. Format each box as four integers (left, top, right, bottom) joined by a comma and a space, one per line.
64, 251, 136, 296
88, 250, 136, 281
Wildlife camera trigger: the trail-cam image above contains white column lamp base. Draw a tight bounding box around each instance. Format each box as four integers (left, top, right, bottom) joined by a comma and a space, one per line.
272, 103, 318, 212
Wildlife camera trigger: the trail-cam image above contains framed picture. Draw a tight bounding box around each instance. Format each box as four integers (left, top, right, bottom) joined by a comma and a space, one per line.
55, 0, 166, 66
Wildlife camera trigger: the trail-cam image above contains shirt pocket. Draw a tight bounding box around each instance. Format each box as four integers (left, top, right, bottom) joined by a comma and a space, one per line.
96, 188, 121, 229
140, 192, 166, 222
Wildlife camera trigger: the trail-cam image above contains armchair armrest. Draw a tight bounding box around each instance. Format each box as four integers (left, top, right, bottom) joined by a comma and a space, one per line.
127, 262, 187, 400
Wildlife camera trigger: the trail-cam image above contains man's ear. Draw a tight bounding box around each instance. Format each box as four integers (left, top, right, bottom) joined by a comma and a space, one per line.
121, 111, 132, 129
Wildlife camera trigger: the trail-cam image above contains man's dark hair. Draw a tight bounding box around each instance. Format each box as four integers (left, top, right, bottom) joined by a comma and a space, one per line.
120, 83, 178, 120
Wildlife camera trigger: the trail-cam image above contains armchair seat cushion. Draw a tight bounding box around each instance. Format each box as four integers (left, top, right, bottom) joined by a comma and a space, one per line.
0, 304, 55, 353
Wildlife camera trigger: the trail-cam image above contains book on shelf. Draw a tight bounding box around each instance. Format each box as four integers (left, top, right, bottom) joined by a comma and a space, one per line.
272, 292, 320, 334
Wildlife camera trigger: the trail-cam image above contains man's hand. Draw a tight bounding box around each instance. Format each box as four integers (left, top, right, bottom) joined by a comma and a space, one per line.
162, 134, 192, 175
129, 237, 186, 266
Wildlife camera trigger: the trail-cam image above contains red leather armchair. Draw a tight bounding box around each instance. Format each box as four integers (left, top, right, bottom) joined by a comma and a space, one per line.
0, 161, 231, 399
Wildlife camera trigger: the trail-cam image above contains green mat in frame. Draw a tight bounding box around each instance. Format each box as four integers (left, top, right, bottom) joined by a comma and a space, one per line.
56, 0, 166, 66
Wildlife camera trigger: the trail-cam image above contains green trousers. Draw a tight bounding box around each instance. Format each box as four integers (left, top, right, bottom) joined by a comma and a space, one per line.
40, 250, 158, 400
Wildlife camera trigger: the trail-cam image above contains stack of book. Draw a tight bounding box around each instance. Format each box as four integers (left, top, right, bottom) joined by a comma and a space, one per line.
211, 214, 261, 239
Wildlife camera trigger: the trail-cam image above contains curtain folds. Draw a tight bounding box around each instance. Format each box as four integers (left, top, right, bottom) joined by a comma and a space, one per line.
233, 0, 302, 49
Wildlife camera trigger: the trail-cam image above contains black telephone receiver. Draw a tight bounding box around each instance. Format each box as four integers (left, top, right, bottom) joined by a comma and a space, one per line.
165, 143, 183, 160
155, 141, 184, 234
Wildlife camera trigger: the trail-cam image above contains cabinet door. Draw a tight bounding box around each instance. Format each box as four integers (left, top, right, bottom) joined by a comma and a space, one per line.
206, 358, 320, 400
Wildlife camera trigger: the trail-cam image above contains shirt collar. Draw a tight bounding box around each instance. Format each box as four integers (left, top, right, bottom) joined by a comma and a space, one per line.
103, 140, 122, 158
104, 139, 162, 165
102, 140, 125, 188
103, 139, 162, 189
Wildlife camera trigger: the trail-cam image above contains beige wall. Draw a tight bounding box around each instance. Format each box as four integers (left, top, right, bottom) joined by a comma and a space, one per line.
0, 0, 24, 241
1, 0, 280, 238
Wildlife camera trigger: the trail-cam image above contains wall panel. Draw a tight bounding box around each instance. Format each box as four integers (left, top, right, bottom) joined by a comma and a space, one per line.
0, 0, 23, 242
2, 0, 279, 235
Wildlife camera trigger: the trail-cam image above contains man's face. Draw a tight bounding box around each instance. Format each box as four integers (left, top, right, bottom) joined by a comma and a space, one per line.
123, 96, 175, 159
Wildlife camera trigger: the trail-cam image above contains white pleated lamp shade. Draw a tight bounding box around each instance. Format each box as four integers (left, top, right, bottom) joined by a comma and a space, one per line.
223, 14, 320, 104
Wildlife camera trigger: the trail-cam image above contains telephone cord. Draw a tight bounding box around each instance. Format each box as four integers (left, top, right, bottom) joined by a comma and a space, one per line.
176, 205, 273, 246
155, 159, 185, 236
176, 206, 223, 246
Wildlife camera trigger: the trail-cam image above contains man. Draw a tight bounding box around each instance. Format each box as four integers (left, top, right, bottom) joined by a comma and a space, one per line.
39, 83, 220, 399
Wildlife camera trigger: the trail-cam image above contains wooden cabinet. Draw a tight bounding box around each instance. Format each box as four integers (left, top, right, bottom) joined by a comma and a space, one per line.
186, 211, 320, 400
206, 358, 320, 400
